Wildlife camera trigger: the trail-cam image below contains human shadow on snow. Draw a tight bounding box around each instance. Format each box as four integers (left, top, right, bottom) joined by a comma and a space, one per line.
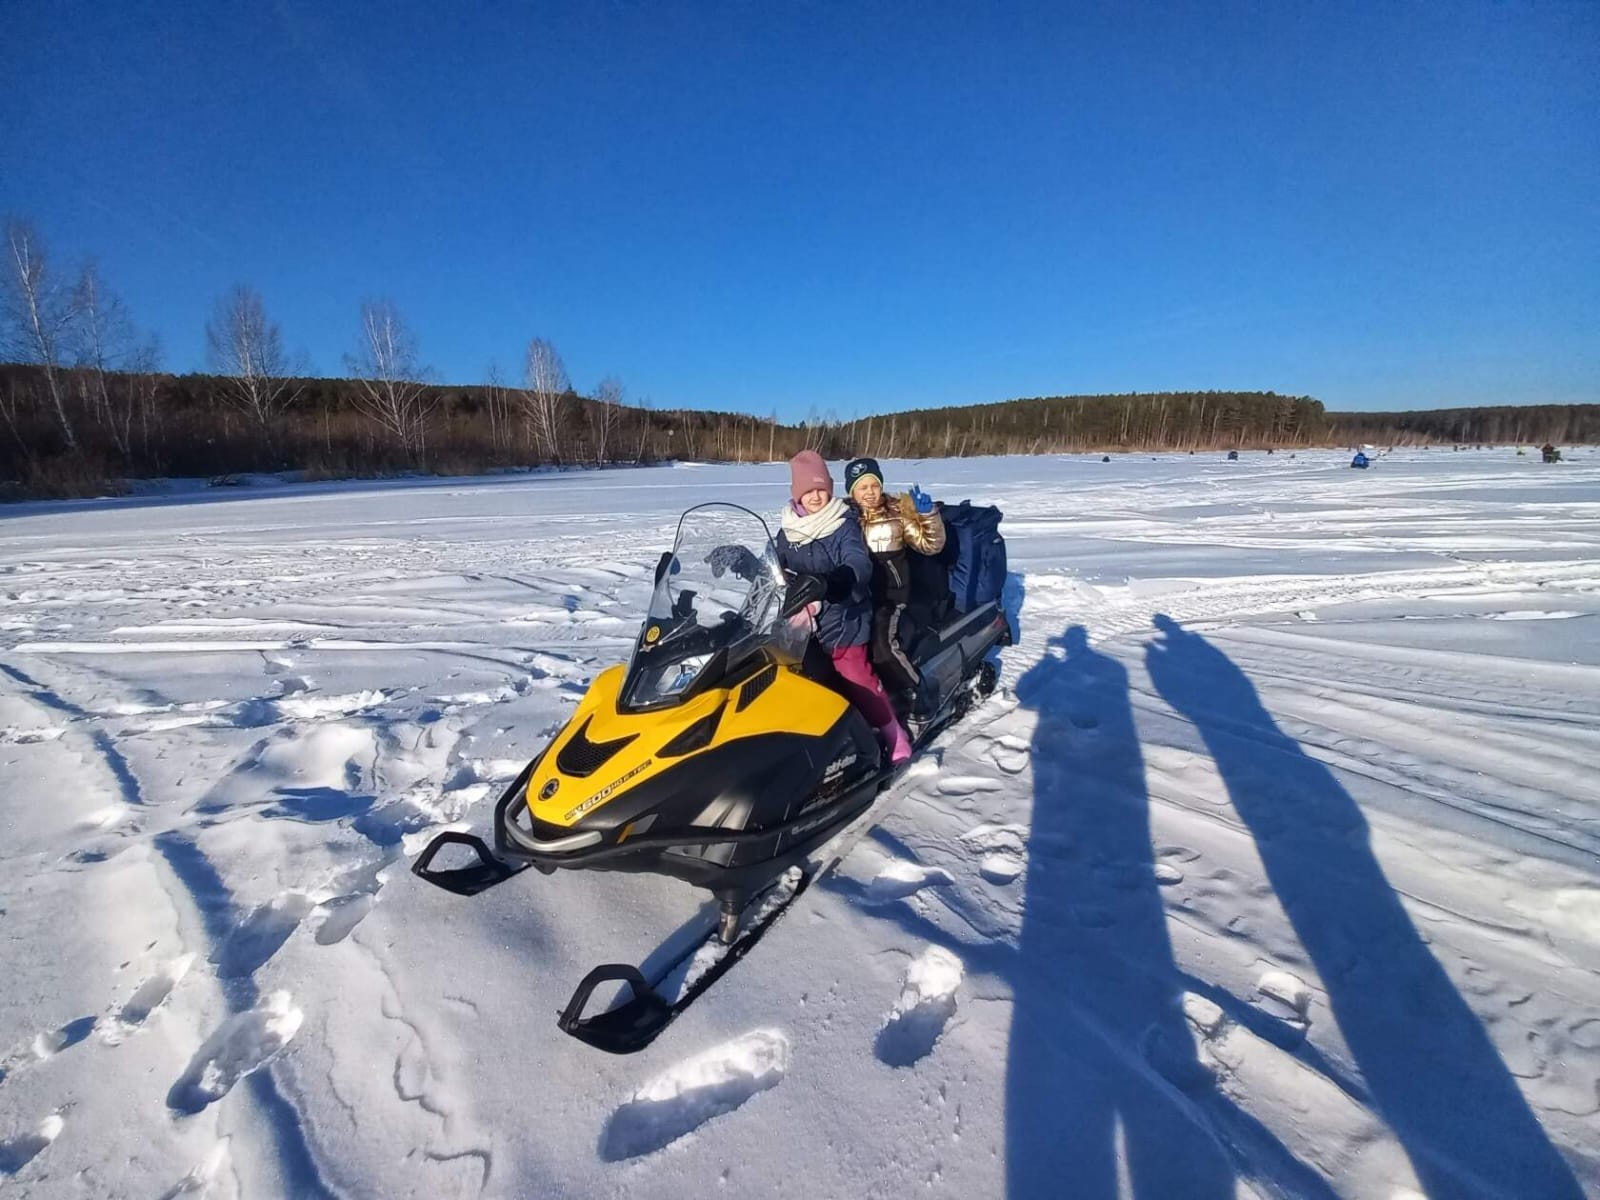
1143, 614, 1582, 1200
1004, 624, 1245, 1199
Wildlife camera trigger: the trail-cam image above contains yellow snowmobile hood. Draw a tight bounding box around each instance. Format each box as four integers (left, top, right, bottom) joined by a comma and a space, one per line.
525, 663, 848, 829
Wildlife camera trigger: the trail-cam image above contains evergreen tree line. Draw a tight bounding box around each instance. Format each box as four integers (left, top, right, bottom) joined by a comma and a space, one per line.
1327, 405, 1600, 447
4, 217, 1593, 498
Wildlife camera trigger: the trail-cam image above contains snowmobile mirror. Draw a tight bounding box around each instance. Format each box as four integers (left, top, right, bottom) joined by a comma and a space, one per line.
781, 572, 825, 618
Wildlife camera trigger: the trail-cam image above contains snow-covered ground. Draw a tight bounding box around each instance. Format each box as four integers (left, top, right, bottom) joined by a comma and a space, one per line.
2, 448, 1598, 1199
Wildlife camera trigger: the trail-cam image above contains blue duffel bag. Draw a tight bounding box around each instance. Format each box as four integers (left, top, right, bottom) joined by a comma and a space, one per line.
940, 501, 1007, 613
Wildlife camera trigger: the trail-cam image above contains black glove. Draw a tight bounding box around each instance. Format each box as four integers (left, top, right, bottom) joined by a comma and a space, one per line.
822, 565, 857, 603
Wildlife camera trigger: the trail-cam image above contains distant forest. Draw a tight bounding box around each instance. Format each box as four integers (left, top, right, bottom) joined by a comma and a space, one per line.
1327, 405, 1600, 447
5, 361, 1593, 501
3, 217, 1594, 498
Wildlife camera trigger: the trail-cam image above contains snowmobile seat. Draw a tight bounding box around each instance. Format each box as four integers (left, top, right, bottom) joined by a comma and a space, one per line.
902, 600, 1010, 718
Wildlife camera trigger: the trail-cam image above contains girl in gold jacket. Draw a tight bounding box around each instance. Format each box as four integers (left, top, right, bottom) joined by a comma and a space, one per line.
843, 456, 946, 694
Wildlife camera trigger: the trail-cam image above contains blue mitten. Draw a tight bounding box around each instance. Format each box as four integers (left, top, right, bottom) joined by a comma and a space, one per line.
909, 484, 935, 514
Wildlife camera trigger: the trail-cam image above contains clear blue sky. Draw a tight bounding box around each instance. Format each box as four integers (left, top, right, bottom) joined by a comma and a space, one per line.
4, 1, 1596, 418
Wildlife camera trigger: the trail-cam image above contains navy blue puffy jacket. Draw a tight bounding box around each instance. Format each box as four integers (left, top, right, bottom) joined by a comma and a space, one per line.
776, 516, 873, 649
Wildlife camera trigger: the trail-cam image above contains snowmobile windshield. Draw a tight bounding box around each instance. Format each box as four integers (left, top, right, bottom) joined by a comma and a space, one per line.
621, 503, 796, 710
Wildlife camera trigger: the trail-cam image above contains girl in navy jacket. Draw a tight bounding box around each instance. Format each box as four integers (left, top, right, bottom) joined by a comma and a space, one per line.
776, 451, 912, 765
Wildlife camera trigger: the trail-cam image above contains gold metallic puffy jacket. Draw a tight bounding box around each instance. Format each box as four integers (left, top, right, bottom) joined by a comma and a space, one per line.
857, 493, 946, 557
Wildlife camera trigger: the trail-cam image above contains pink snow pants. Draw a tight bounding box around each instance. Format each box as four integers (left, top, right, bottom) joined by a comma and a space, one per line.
829, 643, 896, 729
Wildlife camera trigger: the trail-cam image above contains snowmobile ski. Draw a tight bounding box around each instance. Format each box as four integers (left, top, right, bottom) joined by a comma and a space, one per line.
558, 867, 814, 1054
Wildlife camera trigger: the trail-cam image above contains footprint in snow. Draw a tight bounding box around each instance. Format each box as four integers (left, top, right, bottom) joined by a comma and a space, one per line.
158, 1143, 230, 1200
962, 823, 1028, 885
935, 775, 1005, 798
1092, 861, 1185, 889
979, 854, 1024, 885
599, 1030, 789, 1161
0, 1112, 64, 1176
167, 990, 304, 1115
0, 1016, 98, 1084
876, 946, 964, 1068
866, 860, 953, 903
104, 954, 195, 1044
0, 726, 65, 745
1254, 970, 1313, 1039
315, 892, 377, 945
983, 733, 1031, 775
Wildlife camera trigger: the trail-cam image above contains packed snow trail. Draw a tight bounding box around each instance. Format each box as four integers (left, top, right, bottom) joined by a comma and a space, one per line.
1, 449, 1598, 1197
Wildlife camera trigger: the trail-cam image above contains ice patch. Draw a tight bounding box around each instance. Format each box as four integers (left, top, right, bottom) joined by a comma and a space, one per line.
600, 1029, 789, 1160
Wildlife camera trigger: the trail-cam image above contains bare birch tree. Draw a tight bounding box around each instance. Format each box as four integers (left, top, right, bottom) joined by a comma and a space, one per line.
1, 219, 80, 449
128, 336, 164, 465
345, 299, 434, 463
591, 376, 623, 464
520, 337, 568, 463
205, 285, 301, 446
70, 261, 139, 458
634, 394, 653, 463
484, 361, 509, 454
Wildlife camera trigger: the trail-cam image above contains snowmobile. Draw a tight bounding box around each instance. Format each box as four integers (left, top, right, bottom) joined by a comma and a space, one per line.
412, 502, 1011, 1052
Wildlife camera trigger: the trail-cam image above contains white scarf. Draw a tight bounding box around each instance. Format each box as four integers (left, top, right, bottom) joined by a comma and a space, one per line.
780, 496, 848, 545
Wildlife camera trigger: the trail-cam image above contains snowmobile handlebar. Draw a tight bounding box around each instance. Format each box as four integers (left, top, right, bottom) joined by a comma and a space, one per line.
780, 570, 826, 617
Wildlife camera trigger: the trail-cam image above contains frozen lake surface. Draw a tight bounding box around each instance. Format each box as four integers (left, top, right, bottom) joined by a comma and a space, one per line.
2, 447, 1598, 1198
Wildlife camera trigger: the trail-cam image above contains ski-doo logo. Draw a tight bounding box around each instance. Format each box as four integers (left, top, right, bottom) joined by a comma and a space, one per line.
539, 779, 560, 800
566, 759, 654, 822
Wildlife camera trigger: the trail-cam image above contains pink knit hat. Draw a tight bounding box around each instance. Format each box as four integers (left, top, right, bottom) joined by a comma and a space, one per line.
788, 450, 833, 503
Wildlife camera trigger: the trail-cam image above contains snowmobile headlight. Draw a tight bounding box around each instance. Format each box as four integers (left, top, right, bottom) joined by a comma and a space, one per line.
627, 652, 713, 707
664, 653, 711, 695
